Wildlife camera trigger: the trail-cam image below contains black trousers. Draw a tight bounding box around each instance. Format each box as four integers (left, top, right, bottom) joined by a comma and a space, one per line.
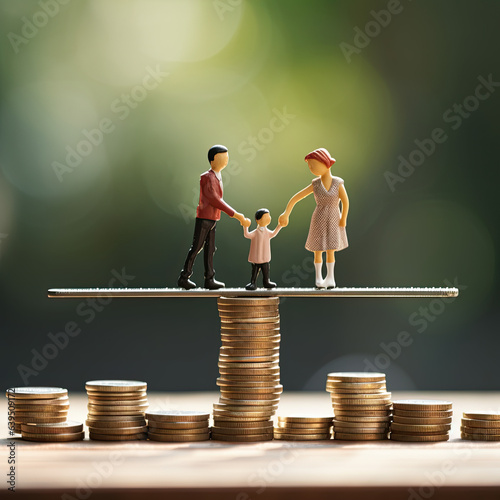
249, 262, 271, 285
180, 218, 217, 280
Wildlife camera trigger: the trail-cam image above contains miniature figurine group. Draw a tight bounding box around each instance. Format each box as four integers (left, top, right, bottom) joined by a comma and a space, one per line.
177, 145, 349, 290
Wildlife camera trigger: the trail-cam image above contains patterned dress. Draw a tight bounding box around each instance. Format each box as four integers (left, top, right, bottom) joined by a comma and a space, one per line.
305, 176, 348, 252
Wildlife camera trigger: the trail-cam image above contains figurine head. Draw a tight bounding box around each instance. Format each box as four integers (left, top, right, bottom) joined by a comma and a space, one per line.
208, 145, 229, 172
255, 208, 271, 227
305, 148, 336, 176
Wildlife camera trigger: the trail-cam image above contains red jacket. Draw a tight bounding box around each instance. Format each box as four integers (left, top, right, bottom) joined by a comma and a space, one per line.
196, 169, 235, 220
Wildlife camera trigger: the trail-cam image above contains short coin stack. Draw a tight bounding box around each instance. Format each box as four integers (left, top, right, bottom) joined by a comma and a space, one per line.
147, 410, 210, 442
274, 415, 333, 441
212, 297, 282, 442
326, 372, 392, 441
21, 421, 84, 442
390, 400, 452, 442
6, 387, 69, 434
461, 412, 500, 441
85, 380, 148, 441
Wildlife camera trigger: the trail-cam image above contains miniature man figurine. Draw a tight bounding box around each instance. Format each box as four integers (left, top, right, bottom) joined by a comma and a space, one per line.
243, 209, 281, 290
178, 145, 250, 290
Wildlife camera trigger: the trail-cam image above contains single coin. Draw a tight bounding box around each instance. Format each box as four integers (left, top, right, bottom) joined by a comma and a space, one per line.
327, 387, 387, 395
393, 415, 453, 425
22, 431, 84, 442
85, 415, 145, 422
85, 380, 147, 392
86, 419, 146, 428
331, 398, 392, 407
461, 432, 500, 441
219, 355, 280, 363
221, 342, 279, 350
327, 373, 386, 383
393, 409, 452, 418
6, 387, 68, 399
334, 410, 391, 417
221, 334, 281, 342
463, 412, 500, 421
12, 404, 70, 411
334, 415, 391, 423
213, 410, 275, 419
390, 433, 449, 442
332, 404, 392, 411
221, 317, 280, 325
219, 397, 280, 405
218, 304, 279, 311
219, 348, 280, 357
213, 415, 272, 422
14, 416, 68, 423
334, 432, 388, 440
86, 391, 148, 399
217, 380, 279, 388
219, 361, 279, 368
461, 418, 500, 428
219, 311, 279, 319
326, 381, 387, 389
11, 397, 70, 405
460, 426, 500, 435
146, 410, 210, 422
274, 433, 331, 440
391, 422, 451, 433
12, 410, 69, 417
392, 400, 452, 411
147, 426, 209, 435
278, 415, 334, 423
146, 421, 208, 430
277, 422, 332, 429
274, 427, 331, 435
333, 425, 388, 434
213, 420, 273, 429
330, 392, 391, 400
148, 432, 210, 442
219, 369, 280, 377
89, 432, 147, 441
215, 402, 277, 411
211, 426, 274, 436
211, 433, 273, 442
333, 420, 389, 429
21, 421, 83, 434
88, 398, 148, 406
87, 404, 148, 412
218, 297, 280, 305
89, 426, 148, 435
220, 327, 280, 336
220, 389, 282, 398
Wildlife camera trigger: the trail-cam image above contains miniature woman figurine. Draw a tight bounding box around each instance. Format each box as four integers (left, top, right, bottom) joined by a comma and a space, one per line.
278, 148, 349, 288
243, 209, 281, 290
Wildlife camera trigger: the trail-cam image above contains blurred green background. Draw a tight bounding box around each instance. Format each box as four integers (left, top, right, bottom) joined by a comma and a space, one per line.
1, 0, 498, 392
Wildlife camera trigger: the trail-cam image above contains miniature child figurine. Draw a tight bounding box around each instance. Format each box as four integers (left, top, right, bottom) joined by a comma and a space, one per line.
243, 209, 281, 290
278, 148, 349, 288
177, 145, 251, 290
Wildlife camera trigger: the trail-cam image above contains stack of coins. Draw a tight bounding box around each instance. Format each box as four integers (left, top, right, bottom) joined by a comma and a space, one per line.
147, 410, 210, 442
326, 372, 392, 441
212, 297, 282, 442
274, 415, 333, 441
461, 412, 500, 441
21, 421, 84, 442
390, 400, 452, 442
85, 380, 148, 441
6, 387, 69, 434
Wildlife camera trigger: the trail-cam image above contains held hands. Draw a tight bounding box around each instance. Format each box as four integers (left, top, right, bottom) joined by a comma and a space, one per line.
278, 212, 289, 227
233, 212, 251, 227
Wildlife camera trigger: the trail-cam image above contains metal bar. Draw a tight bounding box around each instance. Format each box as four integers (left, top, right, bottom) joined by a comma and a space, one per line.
47, 287, 459, 299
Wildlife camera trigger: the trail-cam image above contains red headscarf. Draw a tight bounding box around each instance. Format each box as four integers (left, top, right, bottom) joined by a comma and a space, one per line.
304, 148, 336, 167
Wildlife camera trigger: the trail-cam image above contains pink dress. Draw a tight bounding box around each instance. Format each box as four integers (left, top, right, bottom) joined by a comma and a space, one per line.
305, 176, 348, 252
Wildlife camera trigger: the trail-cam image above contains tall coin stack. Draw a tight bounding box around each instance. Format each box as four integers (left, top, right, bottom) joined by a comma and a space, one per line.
85, 380, 148, 441
461, 412, 500, 441
326, 372, 392, 441
390, 400, 452, 442
147, 410, 210, 442
212, 297, 282, 442
6, 387, 69, 434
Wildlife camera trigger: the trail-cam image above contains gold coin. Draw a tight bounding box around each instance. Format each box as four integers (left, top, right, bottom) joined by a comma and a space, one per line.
11, 397, 70, 405
88, 398, 148, 406
219, 362, 279, 369
213, 415, 272, 422
89, 426, 148, 435
330, 392, 391, 399
146, 421, 208, 430
334, 415, 391, 423
221, 316, 280, 325
86, 391, 148, 399
219, 397, 280, 405
12, 410, 69, 417
215, 402, 278, 411
393, 415, 452, 425
87, 404, 148, 412
393, 409, 452, 418
463, 412, 500, 421
276, 422, 331, 429
217, 379, 279, 388
326, 381, 387, 389
147, 426, 208, 435
219, 367, 280, 375
22, 431, 84, 442
13, 403, 70, 412
461, 418, 500, 428
327, 373, 386, 383
85, 415, 145, 422
218, 297, 280, 306
213, 420, 273, 429
218, 303, 279, 311
334, 432, 388, 440
333, 425, 388, 434
220, 386, 283, 395
146, 410, 210, 422
332, 404, 392, 411
460, 425, 500, 435
334, 409, 391, 417
219, 347, 280, 356
86, 419, 146, 428
220, 326, 280, 334
333, 420, 389, 429
211, 426, 273, 436
21, 421, 83, 434
277, 415, 333, 423
390, 433, 449, 442
391, 422, 451, 433
213, 406, 277, 415
221, 334, 281, 342
90, 432, 147, 441
211, 432, 273, 442
14, 415, 68, 423
327, 387, 387, 395
213, 410, 275, 419
461, 432, 500, 441
148, 432, 210, 442
219, 311, 279, 319
392, 400, 452, 411
85, 380, 147, 392
221, 341, 280, 349
274, 433, 331, 440
6, 387, 68, 399
219, 355, 280, 363
274, 427, 331, 435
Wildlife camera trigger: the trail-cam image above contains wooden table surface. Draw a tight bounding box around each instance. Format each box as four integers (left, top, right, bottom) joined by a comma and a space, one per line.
2, 391, 500, 499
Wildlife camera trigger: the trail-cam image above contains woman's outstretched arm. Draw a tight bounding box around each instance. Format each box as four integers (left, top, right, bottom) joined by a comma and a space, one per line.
278, 184, 313, 227
339, 183, 349, 227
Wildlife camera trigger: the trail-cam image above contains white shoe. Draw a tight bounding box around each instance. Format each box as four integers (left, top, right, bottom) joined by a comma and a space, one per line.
314, 262, 325, 288
325, 262, 336, 288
